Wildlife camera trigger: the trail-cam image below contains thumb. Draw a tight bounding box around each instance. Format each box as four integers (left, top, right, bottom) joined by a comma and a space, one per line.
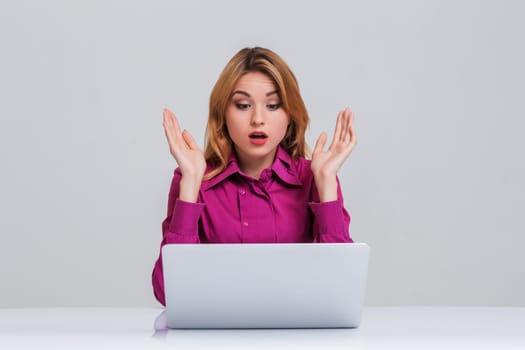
313, 132, 328, 156
182, 130, 200, 150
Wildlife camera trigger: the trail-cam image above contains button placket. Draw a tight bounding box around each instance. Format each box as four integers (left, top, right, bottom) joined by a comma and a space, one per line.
238, 186, 248, 240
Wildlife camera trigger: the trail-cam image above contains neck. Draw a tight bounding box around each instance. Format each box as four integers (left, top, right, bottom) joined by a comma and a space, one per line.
235, 148, 277, 180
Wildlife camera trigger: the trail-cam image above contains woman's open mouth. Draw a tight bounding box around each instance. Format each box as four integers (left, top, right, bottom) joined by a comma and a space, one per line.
249, 131, 268, 145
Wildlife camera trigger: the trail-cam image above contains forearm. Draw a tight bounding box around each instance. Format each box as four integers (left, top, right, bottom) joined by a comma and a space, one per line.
178, 175, 203, 203
163, 199, 204, 243
310, 200, 353, 243
160, 170, 204, 243
314, 173, 338, 202
310, 174, 353, 242
152, 257, 166, 306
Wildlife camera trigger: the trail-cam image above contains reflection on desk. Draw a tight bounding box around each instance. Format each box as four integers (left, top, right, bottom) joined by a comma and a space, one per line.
0, 307, 524, 349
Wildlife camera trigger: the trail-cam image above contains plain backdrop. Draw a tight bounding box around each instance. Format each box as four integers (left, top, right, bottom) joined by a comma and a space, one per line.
1, 0, 524, 307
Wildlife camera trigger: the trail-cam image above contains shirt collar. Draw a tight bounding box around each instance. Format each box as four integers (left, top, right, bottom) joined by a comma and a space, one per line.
271, 146, 303, 186
200, 156, 240, 191
201, 145, 303, 191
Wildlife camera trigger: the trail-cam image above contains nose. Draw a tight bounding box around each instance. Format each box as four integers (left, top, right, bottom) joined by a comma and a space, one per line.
250, 105, 265, 126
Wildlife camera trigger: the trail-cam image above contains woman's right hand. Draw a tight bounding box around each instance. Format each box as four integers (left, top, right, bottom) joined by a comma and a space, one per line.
162, 108, 206, 202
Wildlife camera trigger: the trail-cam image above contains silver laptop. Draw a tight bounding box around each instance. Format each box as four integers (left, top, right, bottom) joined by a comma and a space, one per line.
161, 243, 370, 329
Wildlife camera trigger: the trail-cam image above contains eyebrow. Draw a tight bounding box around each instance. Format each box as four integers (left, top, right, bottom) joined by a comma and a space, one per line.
231, 90, 279, 98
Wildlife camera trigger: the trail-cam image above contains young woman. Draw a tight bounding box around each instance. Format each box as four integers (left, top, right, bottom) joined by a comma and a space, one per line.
152, 47, 357, 306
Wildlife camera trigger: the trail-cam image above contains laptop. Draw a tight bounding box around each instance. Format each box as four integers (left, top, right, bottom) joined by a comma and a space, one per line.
161, 243, 370, 329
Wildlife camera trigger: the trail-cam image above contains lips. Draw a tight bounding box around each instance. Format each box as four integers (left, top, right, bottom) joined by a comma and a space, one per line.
249, 131, 268, 145
249, 131, 268, 139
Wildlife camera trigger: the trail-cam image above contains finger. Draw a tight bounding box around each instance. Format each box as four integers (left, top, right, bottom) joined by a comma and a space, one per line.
164, 108, 183, 140
350, 126, 357, 149
349, 122, 357, 149
343, 110, 354, 144
328, 110, 343, 152
346, 113, 357, 150
313, 132, 328, 156
164, 113, 189, 158
163, 109, 187, 148
182, 130, 201, 151
162, 112, 176, 147
339, 108, 350, 143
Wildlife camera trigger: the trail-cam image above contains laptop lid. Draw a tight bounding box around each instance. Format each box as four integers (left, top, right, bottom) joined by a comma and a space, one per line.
161, 243, 370, 329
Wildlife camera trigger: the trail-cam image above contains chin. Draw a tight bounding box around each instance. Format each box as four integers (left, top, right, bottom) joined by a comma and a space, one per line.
238, 143, 278, 158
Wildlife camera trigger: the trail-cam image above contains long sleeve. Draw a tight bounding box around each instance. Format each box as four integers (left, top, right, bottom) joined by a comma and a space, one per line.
309, 176, 353, 243
151, 169, 205, 306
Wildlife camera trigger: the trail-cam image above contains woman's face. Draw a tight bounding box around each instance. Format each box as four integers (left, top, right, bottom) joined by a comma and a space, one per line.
225, 71, 290, 170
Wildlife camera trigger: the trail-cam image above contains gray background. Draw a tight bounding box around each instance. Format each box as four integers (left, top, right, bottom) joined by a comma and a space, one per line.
1, 0, 524, 307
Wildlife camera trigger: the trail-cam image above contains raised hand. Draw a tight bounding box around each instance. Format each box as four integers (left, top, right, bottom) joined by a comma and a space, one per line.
311, 107, 357, 202
162, 108, 206, 202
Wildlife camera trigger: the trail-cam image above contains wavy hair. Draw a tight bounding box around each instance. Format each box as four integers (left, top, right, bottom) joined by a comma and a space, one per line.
204, 47, 310, 179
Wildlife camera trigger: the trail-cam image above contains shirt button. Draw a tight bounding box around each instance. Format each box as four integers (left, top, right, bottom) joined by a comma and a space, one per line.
239, 190, 246, 195
243, 222, 249, 227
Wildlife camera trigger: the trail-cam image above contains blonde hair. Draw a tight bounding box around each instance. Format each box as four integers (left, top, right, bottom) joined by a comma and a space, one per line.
203, 47, 310, 180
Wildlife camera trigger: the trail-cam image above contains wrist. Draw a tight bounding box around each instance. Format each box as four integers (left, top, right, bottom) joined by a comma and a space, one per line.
314, 174, 338, 202
179, 176, 202, 203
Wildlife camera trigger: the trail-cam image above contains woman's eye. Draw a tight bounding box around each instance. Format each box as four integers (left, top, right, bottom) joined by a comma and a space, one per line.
267, 103, 282, 111
235, 103, 250, 110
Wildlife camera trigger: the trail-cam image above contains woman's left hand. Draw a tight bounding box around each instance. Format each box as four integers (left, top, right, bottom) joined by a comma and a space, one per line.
311, 107, 357, 201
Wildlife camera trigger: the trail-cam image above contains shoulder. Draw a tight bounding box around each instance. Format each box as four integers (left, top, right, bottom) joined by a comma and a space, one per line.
290, 156, 315, 184
293, 156, 311, 173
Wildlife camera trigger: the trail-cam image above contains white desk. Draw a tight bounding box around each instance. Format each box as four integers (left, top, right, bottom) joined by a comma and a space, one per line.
0, 307, 524, 349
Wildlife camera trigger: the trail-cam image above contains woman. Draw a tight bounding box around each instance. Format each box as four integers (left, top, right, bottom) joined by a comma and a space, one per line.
152, 47, 357, 306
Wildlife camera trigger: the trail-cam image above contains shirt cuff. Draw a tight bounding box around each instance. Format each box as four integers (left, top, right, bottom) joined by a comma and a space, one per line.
308, 199, 347, 238
168, 198, 205, 236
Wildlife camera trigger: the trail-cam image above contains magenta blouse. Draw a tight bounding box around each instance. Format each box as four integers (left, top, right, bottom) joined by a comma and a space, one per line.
152, 146, 353, 305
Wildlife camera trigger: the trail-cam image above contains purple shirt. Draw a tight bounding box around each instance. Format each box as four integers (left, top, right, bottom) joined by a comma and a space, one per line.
152, 146, 353, 305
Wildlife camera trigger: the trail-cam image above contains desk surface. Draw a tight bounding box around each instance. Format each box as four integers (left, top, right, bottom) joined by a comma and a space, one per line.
0, 307, 524, 349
